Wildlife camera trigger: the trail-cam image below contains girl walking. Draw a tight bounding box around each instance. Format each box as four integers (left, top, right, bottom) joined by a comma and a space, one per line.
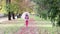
25, 14, 29, 27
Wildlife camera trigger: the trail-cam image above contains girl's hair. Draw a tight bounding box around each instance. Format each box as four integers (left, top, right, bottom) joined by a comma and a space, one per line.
26, 14, 28, 16
25, 14, 29, 19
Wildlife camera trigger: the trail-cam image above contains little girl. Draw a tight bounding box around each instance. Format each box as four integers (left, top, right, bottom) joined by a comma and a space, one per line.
25, 14, 29, 27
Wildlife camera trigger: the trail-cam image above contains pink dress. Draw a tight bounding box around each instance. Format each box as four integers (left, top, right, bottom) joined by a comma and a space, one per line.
25, 16, 29, 27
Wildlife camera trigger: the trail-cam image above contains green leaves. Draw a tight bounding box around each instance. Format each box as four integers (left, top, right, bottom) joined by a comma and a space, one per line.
44, 0, 60, 26
32, 0, 60, 26
6, 3, 20, 14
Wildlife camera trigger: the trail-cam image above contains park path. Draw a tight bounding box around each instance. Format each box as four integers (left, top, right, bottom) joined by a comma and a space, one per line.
0, 15, 53, 34
0, 16, 18, 23
0, 17, 8, 22
15, 16, 40, 34
0, 17, 18, 24
15, 27, 39, 34
15, 15, 52, 34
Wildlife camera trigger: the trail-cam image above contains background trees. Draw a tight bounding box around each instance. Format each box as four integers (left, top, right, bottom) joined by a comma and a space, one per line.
5, 0, 60, 26
6, 0, 33, 20
6, 0, 20, 20
32, 0, 60, 26
32, 0, 48, 19
43, 0, 60, 26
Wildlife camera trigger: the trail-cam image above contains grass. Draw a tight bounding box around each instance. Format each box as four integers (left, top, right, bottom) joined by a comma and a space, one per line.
0, 25, 60, 34
0, 24, 59, 34
0, 24, 23, 34
38, 27, 60, 34
4, 26, 19, 34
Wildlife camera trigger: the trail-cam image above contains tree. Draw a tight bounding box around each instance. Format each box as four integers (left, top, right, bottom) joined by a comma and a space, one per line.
6, 0, 11, 20
43, 0, 60, 26
32, 0, 48, 19
32, 0, 60, 26
6, 0, 20, 20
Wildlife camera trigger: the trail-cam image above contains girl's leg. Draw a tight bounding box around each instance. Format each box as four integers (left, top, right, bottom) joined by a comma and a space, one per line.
26, 20, 28, 27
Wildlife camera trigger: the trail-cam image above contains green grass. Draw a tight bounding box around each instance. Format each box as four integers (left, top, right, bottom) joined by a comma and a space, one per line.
38, 27, 60, 34
0, 24, 23, 34
0, 25, 60, 34
30, 15, 42, 20
4, 26, 19, 34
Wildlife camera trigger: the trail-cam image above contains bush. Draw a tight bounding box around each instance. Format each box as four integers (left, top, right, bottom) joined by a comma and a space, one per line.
57, 21, 60, 26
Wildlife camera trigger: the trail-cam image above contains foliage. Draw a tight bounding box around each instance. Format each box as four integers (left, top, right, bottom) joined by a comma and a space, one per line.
43, 0, 60, 26
32, 0, 48, 20
6, 3, 20, 14
32, 0, 60, 26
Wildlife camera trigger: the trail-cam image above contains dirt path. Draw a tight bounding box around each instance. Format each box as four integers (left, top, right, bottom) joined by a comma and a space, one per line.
0, 17, 8, 22
15, 17, 40, 34
15, 27, 39, 34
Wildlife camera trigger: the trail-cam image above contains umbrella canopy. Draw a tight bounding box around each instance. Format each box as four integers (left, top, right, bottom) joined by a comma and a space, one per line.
21, 12, 30, 20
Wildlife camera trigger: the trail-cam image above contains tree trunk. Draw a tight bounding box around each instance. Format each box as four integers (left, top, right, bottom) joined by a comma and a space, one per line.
12, 12, 15, 19
19, 14, 21, 18
8, 12, 11, 20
